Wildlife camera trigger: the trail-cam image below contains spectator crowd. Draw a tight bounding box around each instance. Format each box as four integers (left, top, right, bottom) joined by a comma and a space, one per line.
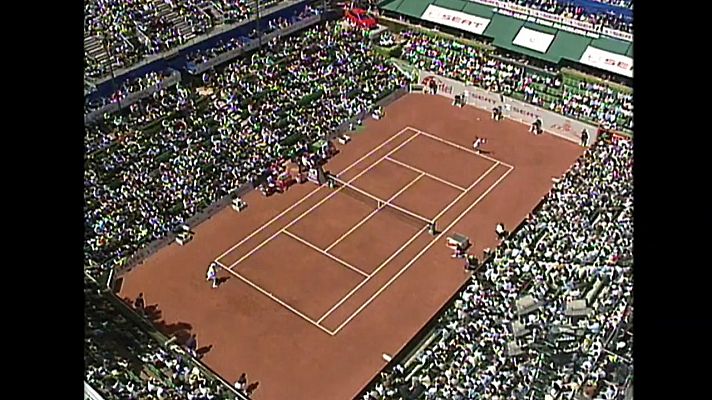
397, 31, 633, 131
85, 70, 177, 115
363, 134, 633, 400
84, 22, 408, 275
84, 0, 283, 80
85, 275, 241, 399
495, 0, 633, 33
185, 4, 321, 67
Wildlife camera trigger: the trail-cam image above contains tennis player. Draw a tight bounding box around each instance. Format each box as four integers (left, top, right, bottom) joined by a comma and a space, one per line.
473, 136, 486, 153
206, 262, 219, 289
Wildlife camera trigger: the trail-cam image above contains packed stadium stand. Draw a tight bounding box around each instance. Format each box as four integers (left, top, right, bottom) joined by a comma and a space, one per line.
395, 30, 633, 131
84, 274, 247, 399
84, 0, 285, 81
85, 0, 633, 398
361, 133, 633, 400
84, 21, 407, 276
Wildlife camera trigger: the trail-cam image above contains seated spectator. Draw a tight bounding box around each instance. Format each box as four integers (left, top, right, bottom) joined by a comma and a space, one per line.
366, 136, 633, 400
84, 275, 241, 398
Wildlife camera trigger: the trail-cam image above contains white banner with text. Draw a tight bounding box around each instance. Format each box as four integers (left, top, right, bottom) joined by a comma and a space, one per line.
579, 46, 633, 78
421, 4, 491, 35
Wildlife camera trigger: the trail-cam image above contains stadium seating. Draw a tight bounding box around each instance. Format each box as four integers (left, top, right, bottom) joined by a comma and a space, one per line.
487, 0, 632, 32
363, 134, 633, 400
184, 4, 321, 68
85, 7, 634, 398
397, 30, 633, 132
84, 22, 408, 275
84, 275, 242, 399
84, 0, 283, 80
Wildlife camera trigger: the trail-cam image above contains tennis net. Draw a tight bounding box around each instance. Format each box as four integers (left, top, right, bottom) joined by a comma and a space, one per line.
326, 173, 436, 233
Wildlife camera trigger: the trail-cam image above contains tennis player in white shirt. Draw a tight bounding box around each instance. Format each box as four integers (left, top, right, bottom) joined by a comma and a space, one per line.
206, 262, 219, 289
473, 136, 486, 154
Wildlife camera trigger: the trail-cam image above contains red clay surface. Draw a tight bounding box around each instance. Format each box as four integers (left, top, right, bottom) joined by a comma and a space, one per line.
118, 93, 583, 400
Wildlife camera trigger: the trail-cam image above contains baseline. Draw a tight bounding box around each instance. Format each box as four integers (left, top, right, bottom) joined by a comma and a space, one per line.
214, 260, 337, 336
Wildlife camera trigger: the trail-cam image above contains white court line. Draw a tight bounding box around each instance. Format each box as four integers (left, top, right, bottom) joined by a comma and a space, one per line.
282, 230, 370, 278
318, 161, 501, 324
216, 257, 335, 334
432, 162, 499, 223
217, 265, 336, 336
223, 132, 421, 270
317, 225, 428, 324
385, 156, 466, 192
331, 165, 515, 335
324, 172, 425, 252
409, 126, 515, 169
214, 126, 414, 262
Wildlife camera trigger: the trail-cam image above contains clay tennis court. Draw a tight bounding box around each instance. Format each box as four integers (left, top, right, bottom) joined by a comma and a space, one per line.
118, 93, 583, 400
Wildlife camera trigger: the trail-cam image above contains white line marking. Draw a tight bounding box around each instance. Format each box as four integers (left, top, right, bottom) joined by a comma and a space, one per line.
282, 230, 370, 278
324, 172, 425, 252
214, 127, 414, 262
433, 162, 499, 223
408, 126, 514, 169
318, 162, 501, 325
331, 165, 514, 335
385, 156, 466, 192
223, 132, 421, 270
317, 225, 429, 323
219, 267, 336, 336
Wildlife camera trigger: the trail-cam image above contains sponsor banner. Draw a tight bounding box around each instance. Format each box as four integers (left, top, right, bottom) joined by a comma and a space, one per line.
512, 27, 555, 53
579, 46, 633, 78
416, 68, 598, 143
530, 9, 563, 24
421, 5, 491, 35
602, 27, 633, 42
552, 22, 597, 38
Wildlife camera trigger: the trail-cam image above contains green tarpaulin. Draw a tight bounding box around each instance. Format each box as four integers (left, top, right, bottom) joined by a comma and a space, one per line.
483, 13, 524, 40
550, 31, 591, 61
380, 0, 405, 12
590, 37, 630, 55
523, 21, 558, 35
625, 43, 633, 58
433, 0, 467, 11
396, 0, 432, 18
379, 0, 632, 76
461, 2, 495, 18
